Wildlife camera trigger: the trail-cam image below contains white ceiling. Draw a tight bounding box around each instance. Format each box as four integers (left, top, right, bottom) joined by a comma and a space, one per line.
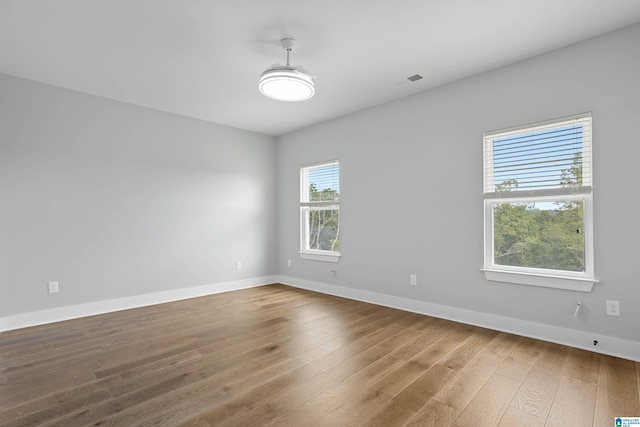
2, 1, 640, 136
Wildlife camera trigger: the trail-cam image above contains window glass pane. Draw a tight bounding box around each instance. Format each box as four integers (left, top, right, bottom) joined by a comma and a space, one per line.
492, 124, 585, 192
307, 207, 340, 252
493, 200, 585, 272
302, 162, 340, 202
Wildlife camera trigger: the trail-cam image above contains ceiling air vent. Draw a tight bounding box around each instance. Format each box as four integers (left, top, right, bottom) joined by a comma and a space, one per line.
406, 74, 423, 82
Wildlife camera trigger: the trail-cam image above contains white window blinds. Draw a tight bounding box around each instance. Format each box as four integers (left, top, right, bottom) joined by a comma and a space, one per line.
300, 161, 340, 205
484, 113, 592, 198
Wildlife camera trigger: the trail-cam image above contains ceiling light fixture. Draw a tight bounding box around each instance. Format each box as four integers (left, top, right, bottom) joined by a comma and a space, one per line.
259, 38, 315, 102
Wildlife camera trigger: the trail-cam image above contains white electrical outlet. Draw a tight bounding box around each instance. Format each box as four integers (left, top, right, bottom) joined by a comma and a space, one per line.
606, 300, 620, 316
410, 275, 417, 285
287, 259, 292, 267
236, 261, 242, 270
48, 281, 59, 294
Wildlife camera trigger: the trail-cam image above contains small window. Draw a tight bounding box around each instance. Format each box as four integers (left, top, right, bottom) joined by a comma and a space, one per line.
483, 113, 596, 291
300, 161, 340, 262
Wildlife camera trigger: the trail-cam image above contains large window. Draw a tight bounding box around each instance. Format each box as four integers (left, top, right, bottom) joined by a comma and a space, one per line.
483, 113, 596, 291
300, 160, 340, 262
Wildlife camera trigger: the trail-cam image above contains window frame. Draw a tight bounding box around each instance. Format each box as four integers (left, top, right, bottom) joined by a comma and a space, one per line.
482, 113, 597, 292
299, 160, 341, 263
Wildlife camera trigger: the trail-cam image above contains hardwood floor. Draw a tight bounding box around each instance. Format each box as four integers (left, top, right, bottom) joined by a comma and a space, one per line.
1, 284, 638, 426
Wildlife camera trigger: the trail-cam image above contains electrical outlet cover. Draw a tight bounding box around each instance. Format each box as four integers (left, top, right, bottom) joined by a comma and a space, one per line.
606, 300, 620, 316
48, 281, 59, 293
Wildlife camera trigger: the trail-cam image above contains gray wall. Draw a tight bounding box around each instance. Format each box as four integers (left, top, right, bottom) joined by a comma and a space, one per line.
277, 23, 640, 343
0, 74, 277, 316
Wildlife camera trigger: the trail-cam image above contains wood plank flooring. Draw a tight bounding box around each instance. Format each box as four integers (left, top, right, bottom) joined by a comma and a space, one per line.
1, 284, 638, 426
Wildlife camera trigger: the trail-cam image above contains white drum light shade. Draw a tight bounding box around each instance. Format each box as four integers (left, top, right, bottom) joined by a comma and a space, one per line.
259, 38, 315, 102
259, 66, 315, 101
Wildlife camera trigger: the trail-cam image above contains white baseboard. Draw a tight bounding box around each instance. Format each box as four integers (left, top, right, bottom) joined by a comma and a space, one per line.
0, 276, 276, 333
4, 275, 638, 362
277, 275, 640, 362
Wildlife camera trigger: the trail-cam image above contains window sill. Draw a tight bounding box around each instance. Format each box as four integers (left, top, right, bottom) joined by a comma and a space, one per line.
482, 269, 597, 292
299, 251, 341, 263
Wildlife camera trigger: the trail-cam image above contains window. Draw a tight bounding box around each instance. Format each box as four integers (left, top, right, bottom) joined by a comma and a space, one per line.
300, 160, 340, 262
483, 113, 596, 291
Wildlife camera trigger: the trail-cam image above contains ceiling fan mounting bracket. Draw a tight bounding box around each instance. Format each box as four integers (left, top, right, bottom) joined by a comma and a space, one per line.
280, 38, 297, 52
